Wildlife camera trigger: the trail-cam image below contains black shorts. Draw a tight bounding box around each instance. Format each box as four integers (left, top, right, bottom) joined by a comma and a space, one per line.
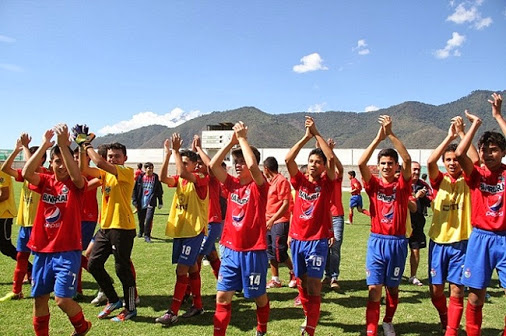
409, 216, 426, 249
266, 222, 289, 263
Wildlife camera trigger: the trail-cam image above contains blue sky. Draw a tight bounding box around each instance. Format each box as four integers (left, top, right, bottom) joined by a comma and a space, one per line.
1, 0, 505, 149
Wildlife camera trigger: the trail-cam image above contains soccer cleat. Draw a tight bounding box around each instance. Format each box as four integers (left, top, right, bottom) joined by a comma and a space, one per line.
70, 320, 91, 336
266, 279, 282, 289
409, 276, 423, 286
256, 331, 267, 336
294, 294, 302, 306
155, 310, 179, 325
382, 321, 396, 336
330, 278, 340, 289
288, 272, 297, 288
0, 291, 24, 302
98, 300, 123, 319
111, 308, 137, 322
181, 306, 204, 318
300, 317, 307, 331
144, 236, 152, 243
91, 291, 107, 306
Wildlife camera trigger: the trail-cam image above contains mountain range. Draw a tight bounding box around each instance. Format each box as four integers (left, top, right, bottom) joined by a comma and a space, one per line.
95, 90, 505, 149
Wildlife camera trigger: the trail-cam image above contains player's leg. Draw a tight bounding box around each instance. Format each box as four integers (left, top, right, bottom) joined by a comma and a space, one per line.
266, 226, 281, 288
428, 241, 448, 333
1, 226, 32, 301
444, 241, 467, 336
0, 218, 17, 261
242, 250, 269, 335
33, 294, 51, 336
136, 208, 146, 238
110, 229, 136, 317
143, 205, 155, 241
325, 216, 343, 289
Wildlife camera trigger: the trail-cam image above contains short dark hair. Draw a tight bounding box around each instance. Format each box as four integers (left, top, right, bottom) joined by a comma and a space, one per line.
137, 163, 143, 169
97, 144, 108, 159
441, 143, 458, 161
180, 149, 198, 162
308, 148, 327, 165
30, 146, 46, 164
144, 162, 153, 169
231, 146, 261, 165
50, 145, 71, 159
478, 131, 506, 152
107, 142, 127, 156
377, 148, 399, 163
348, 170, 356, 178
263, 156, 278, 172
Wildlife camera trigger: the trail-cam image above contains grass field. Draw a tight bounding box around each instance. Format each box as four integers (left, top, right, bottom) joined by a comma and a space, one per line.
0, 183, 504, 336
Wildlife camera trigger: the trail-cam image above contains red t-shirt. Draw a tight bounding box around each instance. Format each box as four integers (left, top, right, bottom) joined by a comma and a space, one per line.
220, 174, 268, 251
350, 177, 362, 196
364, 174, 411, 236
28, 173, 85, 253
266, 173, 293, 224
289, 171, 335, 241
81, 175, 98, 222
208, 175, 222, 223
330, 177, 344, 217
464, 164, 506, 231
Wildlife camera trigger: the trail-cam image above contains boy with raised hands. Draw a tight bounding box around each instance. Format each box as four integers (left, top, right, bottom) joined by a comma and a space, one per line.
155, 133, 209, 326
285, 116, 337, 336
426, 116, 478, 336
358, 115, 412, 336
23, 124, 91, 336
455, 101, 506, 336
209, 121, 270, 336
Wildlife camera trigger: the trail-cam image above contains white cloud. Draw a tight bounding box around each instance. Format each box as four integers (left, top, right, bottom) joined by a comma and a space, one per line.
353, 39, 370, 56
446, 2, 492, 30
474, 17, 492, 29
0, 63, 23, 72
434, 32, 466, 59
293, 53, 328, 73
0, 35, 15, 43
307, 103, 326, 113
364, 105, 380, 113
98, 107, 203, 135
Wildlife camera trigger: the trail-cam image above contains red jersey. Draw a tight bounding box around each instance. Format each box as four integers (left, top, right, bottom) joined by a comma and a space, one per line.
81, 175, 98, 222
208, 175, 222, 223
350, 177, 362, 196
289, 171, 335, 241
464, 164, 506, 231
220, 174, 268, 251
28, 173, 85, 253
330, 177, 344, 217
266, 173, 293, 224
364, 174, 411, 236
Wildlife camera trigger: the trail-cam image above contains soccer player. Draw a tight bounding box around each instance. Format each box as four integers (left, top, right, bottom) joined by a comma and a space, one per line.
286, 116, 337, 336
455, 101, 506, 336
358, 115, 412, 336
209, 121, 270, 336
0, 134, 44, 301
0, 155, 17, 265
262, 156, 296, 289
155, 133, 209, 326
81, 138, 137, 322
347, 170, 370, 224
427, 117, 477, 336
23, 124, 91, 336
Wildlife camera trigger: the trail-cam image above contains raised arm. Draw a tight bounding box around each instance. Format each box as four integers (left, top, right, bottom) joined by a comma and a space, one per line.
306, 117, 336, 180
1, 138, 23, 178
193, 135, 214, 171
86, 145, 118, 176
285, 120, 313, 177
358, 123, 386, 183
326, 138, 343, 179
490, 93, 506, 136
455, 111, 482, 176
382, 115, 411, 181
454, 116, 479, 165
209, 133, 238, 183
22, 129, 54, 186
235, 121, 265, 186
172, 133, 198, 183
159, 139, 176, 186
55, 124, 85, 189
427, 120, 457, 180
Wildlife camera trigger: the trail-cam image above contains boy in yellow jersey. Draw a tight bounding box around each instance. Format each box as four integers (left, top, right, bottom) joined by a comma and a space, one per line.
81, 138, 137, 322
0, 161, 17, 265
0, 133, 47, 301
427, 117, 478, 336
155, 133, 209, 326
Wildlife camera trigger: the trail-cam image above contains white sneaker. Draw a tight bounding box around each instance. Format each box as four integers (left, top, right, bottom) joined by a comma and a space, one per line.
382, 322, 396, 336
409, 276, 423, 286
91, 291, 107, 306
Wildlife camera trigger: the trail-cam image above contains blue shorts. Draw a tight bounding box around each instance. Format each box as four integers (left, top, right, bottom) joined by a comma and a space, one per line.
31, 250, 81, 298
216, 247, 268, 299
16, 226, 32, 252
290, 238, 328, 279
428, 240, 467, 286
350, 195, 363, 208
199, 222, 223, 256
462, 228, 506, 289
172, 232, 205, 266
81, 221, 97, 250
366, 233, 408, 287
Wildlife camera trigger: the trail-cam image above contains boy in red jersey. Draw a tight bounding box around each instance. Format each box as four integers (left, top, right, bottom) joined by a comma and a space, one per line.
155, 133, 209, 326
285, 116, 337, 336
347, 170, 370, 224
23, 124, 91, 336
455, 95, 506, 336
358, 115, 412, 336
209, 121, 270, 336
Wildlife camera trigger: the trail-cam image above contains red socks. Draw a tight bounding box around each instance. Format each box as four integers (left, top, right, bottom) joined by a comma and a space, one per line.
214, 303, 231, 336
304, 295, 321, 336
383, 290, 399, 323
445, 296, 463, 335
348, 213, 353, 224
170, 274, 189, 314
13, 251, 30, 294
431, 294, 448, 329
210, 258, 221, 279
366, 301, 380, 335
69, 310, 88, 334
33, 314, 50, 336
256, 301, 270, 333
189, 271, 202, 309
363, 209, 371, 216
465, 302, 483, 336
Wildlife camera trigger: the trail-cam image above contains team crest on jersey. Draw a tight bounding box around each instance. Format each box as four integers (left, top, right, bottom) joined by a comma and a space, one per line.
381, 202, 394, 222
464, 268, 471, 278
299, 201, 315, 220
44, 206, 61, 228
61, 186, 69, 194
232, 207, 245, 227
486, 194, 503, 217
0, 177, 4, 183
104, 186, 111, 195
